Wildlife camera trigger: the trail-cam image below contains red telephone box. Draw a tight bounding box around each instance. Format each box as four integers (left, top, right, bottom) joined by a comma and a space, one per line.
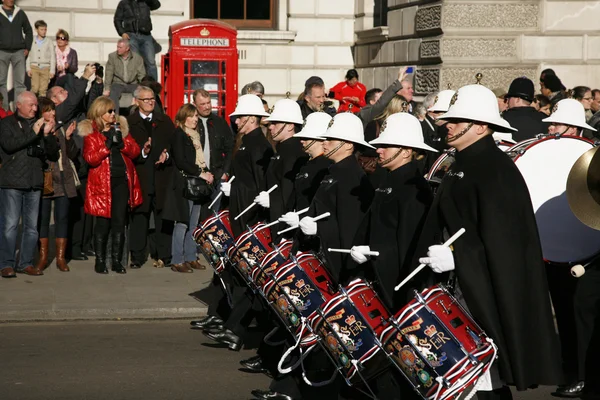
162, 19, 238, 121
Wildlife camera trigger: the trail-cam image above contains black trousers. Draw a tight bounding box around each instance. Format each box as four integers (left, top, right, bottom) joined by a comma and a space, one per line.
68, 180, 93, 255
129, 196, 171, 263
476, 386, 513, 400
575, 265, 600, 384
546, 263, 579, 381
95, 177, 129, 238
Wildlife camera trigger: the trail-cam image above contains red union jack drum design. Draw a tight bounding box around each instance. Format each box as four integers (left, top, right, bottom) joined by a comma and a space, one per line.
380, 284, 497, 400
192, 210, 235, 274
227, 223, 273, 287
251, 240, 293, 292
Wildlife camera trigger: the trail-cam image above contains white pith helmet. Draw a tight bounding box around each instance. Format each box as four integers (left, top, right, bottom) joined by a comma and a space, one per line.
438, 84, 516, 132
543, 99, 597, 131
264, 99, 304, 125
229, 94, 270, 118
322, 112, 375, 149
428, 90, 456, 113
370, 112, 438, 152
294, 112, 332, 140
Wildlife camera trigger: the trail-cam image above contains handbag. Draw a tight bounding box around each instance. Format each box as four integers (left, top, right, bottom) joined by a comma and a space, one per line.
43, 168, 54, 195
182, 171, 212, 202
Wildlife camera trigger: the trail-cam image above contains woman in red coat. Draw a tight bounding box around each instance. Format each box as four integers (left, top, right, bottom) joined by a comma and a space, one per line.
329, 69, 367, 113
78, 97, 142, 274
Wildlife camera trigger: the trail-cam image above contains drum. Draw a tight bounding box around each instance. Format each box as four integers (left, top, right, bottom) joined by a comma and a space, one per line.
263, 253, 336, 345
509, 135, 600, 263
193, 210, 235, 274
310, 279, 391, 383
251, 240, 293, 292
227, 223, 273, 286
426, 149, 455, 186
380, 284, 496, 400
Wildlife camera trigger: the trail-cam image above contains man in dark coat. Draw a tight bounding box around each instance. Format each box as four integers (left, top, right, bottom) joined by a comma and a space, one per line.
253, 99, 308, 241
127, 85, 174, 268
297, 76, 336, 120
503, 77, 549, 142
415, 84, 563, 399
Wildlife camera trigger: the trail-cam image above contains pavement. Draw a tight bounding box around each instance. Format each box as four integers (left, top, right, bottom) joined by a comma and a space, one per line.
0, 254, 212, 322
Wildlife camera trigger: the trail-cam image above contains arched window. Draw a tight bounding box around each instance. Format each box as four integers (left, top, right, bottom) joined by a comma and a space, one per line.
191, 0, 275, 29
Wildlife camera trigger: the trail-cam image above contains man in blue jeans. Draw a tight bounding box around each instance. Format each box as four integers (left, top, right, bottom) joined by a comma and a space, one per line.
113, 0, 160, 81
0, 91, 59, 278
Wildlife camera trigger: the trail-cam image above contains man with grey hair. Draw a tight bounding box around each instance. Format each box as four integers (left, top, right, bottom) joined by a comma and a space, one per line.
241, 81, 265, 98
102, 39, 146, 113
0, 91, 59, 277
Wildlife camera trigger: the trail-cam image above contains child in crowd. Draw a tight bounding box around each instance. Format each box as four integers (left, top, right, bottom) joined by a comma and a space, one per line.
26, 20, 55, 97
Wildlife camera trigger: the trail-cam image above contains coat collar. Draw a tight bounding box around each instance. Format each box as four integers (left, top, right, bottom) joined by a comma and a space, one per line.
0, 6, 20, 20
454, 134, 497, 166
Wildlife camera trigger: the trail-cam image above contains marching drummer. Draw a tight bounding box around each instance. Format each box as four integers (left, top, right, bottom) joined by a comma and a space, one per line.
544, 98, 597, 137
350, 112, 435, 310
414, 84, 563, 399
253, 99, 308, 241
221, 94, 273, 237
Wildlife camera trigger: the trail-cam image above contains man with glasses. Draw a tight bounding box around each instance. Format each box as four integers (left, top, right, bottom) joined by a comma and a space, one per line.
0, 0, 33, 110
103, 39, 146, 114
127, 85, 173, 269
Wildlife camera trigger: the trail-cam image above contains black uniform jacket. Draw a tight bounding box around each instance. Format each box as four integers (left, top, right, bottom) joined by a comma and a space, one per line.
288, 154, 332, 212
353, 161, 433, 311
307, 155, 374, 285
410, 135, 563, 389
128, 111, 174, 213
263, 137, 308, 230
502, 106, 549, 142
229, 128, 273, 237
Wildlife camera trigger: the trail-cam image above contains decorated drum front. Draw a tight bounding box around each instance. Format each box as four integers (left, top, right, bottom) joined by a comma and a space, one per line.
193, 210, 235, 274
227, 223, 273, 286
252, 240, 293, 293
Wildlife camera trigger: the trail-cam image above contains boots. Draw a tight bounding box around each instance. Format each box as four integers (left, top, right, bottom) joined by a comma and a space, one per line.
35, 238, 49, 272
55, 238, 70, 272
94, 234, 108, 274
111, 233, 126, 274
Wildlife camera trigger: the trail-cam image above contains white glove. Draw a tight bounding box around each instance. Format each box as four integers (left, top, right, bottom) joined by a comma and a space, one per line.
220, 181, 231, 197
299, 216, 317, 236
279, 212, 300, 228
254, 191, 270, 208
419, 245, 455, 273
350, 246, 371, 264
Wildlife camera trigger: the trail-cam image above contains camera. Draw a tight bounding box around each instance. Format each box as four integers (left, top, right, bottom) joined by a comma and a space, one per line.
27, 144, 45, 158
93, 62, 104, 79
111, 123, 122, 144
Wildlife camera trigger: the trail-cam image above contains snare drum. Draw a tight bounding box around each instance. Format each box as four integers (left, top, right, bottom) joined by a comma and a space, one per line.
227, 223, 273, 286
426, 149, 456, 186
310, 279, 391, 383
509, 135, 600, 263
380, 284, 496, 400
263, 253, 336, 345
193, 210, 235, 274
252, 240, 293, 292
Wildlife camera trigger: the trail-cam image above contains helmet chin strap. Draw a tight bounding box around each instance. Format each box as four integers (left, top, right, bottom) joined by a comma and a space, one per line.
324, 141, 346, 159
271, 123, 287, 140
447, 122, 474, 143
379, 148, 404, 166
237, 116, 250, 132
303, 139, 317, 152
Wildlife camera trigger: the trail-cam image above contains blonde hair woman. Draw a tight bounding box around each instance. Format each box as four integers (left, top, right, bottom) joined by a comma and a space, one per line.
78, 96, 142, 274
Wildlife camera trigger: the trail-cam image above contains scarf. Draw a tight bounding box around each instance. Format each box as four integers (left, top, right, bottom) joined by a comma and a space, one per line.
184, 127, 207, 170
55, 45, 71, 76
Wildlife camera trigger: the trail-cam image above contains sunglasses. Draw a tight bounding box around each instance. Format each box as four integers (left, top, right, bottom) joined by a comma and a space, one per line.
56, 36, 67, 40
107, 109, 116, 114
138, 97, 155, 103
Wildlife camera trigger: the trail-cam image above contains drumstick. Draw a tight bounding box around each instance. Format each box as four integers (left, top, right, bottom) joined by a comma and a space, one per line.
234, 184, 278, 221
327, 248, 380, 257
278, 207, 310, 222
277, 212, 331, 235
394, 228, 466, 292
208, 176, 235, 210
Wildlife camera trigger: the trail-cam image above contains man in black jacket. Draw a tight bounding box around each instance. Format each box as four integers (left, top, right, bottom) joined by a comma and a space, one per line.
503, 77, 549, 142
0, 91, 59, 278
297, 76, 336, 120
0, 0, 33, 110
114, 0, 160, 80
128, 85, 173, 268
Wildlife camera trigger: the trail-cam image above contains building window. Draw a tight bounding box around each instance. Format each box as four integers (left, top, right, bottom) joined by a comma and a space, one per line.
373, 0, 387, 27
192, 0, 275, 29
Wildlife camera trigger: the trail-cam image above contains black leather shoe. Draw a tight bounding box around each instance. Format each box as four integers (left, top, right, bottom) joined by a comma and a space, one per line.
552, 381, 585, 398
251, 389, 294, 400
190, 315, 223, 329
70, 253, 88, 261
240, 355, 267, 374
129, 262, 142, 269
203, 328, 242, 351
111, 233, 126, 274
202, 325, 225, 335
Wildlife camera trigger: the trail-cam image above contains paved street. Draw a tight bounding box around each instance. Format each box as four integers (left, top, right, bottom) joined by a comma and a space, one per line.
0, 321, 555, 400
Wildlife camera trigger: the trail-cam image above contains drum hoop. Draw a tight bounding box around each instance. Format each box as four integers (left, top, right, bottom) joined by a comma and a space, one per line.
426, 149, 456, 181
511, 134, 594, 162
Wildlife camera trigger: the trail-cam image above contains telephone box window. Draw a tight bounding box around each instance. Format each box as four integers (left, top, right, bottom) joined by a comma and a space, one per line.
192, 0, 275, 29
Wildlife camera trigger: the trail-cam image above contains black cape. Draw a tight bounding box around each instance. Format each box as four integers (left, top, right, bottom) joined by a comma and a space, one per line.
287, 154, 332, 212
353, 161, 433, 311
307, 155, 374, 285
228, 128, 274, 237
263, 137, 308, 233
410, 135, 563, 389
502, 106, 549, 142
